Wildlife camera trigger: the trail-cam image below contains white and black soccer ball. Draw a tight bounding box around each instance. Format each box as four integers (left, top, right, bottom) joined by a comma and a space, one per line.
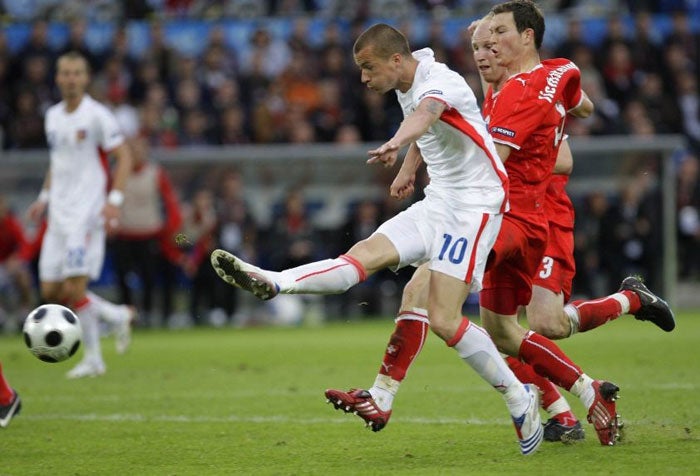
23, 304, 82, 363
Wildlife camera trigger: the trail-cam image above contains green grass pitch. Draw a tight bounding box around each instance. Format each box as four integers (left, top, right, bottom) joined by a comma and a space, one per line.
1, 311, 699, 475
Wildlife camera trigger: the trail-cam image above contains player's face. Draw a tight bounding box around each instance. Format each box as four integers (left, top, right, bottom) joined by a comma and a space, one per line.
354, 46, 400, 94
55, 57, 89, 100
471, 22, 506, 85
488, 12, 525, 67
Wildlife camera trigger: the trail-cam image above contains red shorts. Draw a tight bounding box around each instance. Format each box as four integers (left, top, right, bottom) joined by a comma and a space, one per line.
480, 212, 548, 315
532, 222, 575, 302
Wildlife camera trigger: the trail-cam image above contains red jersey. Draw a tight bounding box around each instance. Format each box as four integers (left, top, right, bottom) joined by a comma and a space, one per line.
484, 58, 583, 213
545, 174, 575, 230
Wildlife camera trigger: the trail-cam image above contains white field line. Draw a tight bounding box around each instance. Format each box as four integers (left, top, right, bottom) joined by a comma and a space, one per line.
25, 381, 699, 403
17, 413, 665, 426
17, 414, 516, 425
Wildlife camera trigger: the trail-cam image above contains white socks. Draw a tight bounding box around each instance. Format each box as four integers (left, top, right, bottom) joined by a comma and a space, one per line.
369, 374, 400, 412
563, 304, 580, 336
75, 299, 104, 365
452, 321, 529, 417
569, 374, 596, 409
275, 257, 363, 294
86, 291, 129, 325
546, 396, 573, 417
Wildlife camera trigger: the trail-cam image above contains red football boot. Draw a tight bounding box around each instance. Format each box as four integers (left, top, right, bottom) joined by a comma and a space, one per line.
325, 388, 391, 432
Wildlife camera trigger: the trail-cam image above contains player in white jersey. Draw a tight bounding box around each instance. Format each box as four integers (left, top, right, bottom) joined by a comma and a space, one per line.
26, 51, 135, 379
211, 24, 543, 455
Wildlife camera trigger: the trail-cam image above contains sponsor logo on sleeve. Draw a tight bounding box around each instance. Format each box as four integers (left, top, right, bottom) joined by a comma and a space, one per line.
490, 126, 515, 138
418, 89, 444, 100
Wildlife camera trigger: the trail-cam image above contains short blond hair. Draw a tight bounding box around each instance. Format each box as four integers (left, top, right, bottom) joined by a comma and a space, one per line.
353, 23, 412, 60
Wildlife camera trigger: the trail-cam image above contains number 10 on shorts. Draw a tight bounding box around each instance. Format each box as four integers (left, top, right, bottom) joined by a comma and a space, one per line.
438, 233, 468, 264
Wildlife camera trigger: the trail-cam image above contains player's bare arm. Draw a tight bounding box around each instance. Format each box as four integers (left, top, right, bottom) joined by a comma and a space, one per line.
552, 140, 573, 175
367, 97, 446, 167
27, 171, 52, 223
103, 142, 134, 232
568, 89, 594, 118
390, 143, 423, 199
494, 142, 513, 163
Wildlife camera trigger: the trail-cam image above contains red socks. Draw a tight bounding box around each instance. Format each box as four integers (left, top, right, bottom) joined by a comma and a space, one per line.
505, 356, 578, 424
378, 312, 429, 382
623, 290, 642, 313
0, 362, 14, 405
518, 331, 582, 390
505, 356, 562, 408
571, 290, 641, 333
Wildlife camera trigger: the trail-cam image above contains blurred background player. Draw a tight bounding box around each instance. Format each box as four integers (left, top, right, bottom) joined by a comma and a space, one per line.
0, 361, 20, 428
19, 219, 136, 353
26, 51, 134, 379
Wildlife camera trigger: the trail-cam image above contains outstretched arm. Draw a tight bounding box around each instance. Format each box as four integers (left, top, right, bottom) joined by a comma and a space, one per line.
367, 97, 446, 168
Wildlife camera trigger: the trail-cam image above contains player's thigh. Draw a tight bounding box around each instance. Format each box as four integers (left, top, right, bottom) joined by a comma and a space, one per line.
83, 227, 106, 280
60, 275, 90, 304
370, 201, 430, 271
481, 215, 546, 315
429, 209, 501, 290
62, 226, 105, 281
38, 227, 66, 283
345, 232, 400, 275
532, 224, 575, 302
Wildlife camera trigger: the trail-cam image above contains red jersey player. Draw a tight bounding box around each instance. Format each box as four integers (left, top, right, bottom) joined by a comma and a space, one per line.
324, 7, 673, 445
326, 2, 673, 444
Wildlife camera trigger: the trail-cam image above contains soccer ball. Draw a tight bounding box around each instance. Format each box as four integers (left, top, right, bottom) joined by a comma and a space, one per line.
23, 304, 82, 363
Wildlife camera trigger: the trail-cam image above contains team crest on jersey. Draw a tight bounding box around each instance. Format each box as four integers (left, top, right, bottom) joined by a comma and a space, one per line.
76, 129, 87, 142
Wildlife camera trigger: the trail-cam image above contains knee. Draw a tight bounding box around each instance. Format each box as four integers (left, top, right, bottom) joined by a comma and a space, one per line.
528, 313, 570, 339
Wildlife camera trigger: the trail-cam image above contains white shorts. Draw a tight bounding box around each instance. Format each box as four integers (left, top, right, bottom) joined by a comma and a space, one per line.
373, 199, 502, 293
39, 224, 105, 282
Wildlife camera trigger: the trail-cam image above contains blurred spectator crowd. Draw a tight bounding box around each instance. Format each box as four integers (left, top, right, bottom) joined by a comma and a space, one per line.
0, 3, 698, 328
1, 7, 699, 150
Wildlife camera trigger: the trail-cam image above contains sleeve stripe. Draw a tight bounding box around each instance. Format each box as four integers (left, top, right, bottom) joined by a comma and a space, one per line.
440, 108, 509, 214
